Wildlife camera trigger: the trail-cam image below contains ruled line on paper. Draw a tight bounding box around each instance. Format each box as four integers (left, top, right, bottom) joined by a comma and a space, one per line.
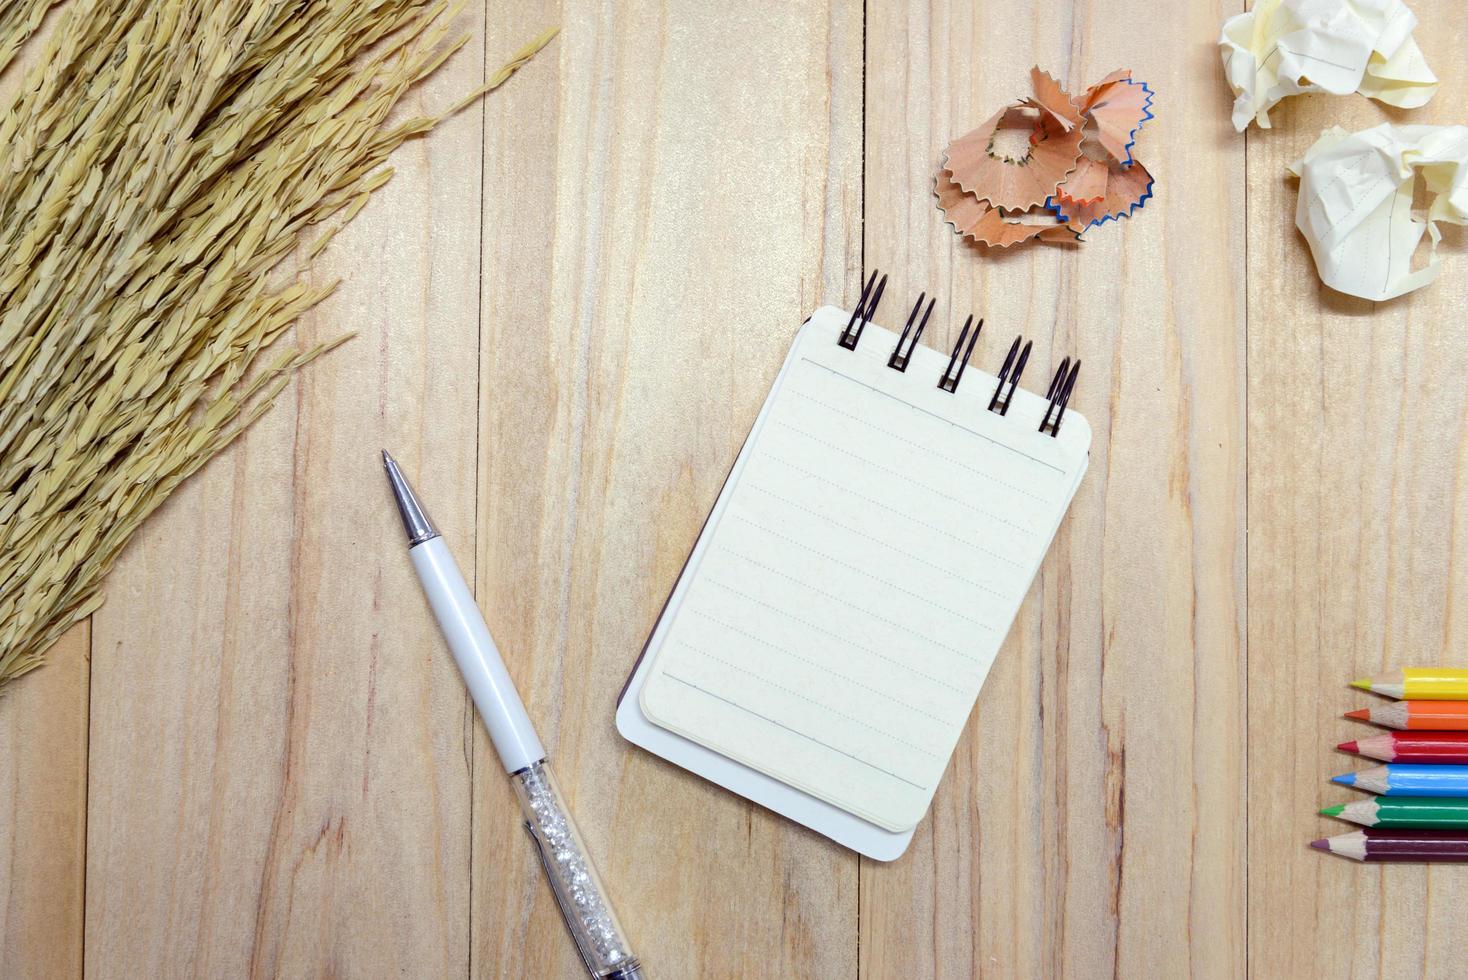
722, 542, 1003, 623
698, 578, 977, 687
661, 673, 931, 790
678, 644, 943, 756
704, 563, 983, 657
789, 386, 1055, 502
800, 357, 1066, 474
708, 552, 982, 644
684, 606, 959, 725
730, 511, 1014, 602
747, 462, 1023, 569
773, 418, 1039, 537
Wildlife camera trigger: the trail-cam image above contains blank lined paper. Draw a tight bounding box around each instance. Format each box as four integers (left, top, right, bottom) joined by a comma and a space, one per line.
638, 309, 1089, 832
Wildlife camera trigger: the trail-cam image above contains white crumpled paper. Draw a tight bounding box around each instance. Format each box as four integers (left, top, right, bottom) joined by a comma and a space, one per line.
1220, 0, 1436, 130
1291, 124, 1468, 301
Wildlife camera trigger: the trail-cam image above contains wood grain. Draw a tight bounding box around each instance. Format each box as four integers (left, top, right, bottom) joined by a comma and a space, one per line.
77, 8, 489, 976
1246, 1, 1468, 975
861, 2, 1246, 977
472, 2, 863, 976
6, 0, 1468, 976
0, 623, 87, 980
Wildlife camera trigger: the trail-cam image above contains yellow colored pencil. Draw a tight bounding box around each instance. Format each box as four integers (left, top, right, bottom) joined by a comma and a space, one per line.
1350, 668, 1468, 701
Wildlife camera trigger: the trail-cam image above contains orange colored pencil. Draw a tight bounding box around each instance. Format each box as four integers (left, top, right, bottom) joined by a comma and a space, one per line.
1346, 701, 1468, 731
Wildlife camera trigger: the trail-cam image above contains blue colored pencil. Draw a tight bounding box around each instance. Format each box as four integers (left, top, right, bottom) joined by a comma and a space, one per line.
1332, 764, 1468, 797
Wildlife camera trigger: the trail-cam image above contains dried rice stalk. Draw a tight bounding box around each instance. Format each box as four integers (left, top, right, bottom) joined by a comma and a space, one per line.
0, 0, 555, 686
0, 0, 58, 74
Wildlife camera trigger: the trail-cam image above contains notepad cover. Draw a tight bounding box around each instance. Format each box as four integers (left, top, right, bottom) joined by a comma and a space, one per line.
617, 306, 1089, 854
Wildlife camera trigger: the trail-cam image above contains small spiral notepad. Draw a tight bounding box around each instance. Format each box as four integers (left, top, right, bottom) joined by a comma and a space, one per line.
617, 273, 1090, 859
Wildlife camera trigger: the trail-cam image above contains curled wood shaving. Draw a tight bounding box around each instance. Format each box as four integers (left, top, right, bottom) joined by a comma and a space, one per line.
936, 65, 1156, 247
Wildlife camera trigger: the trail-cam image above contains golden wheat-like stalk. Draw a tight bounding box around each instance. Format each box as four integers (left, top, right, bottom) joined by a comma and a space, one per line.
0, 0, 57, 74
0, 0, 555, 686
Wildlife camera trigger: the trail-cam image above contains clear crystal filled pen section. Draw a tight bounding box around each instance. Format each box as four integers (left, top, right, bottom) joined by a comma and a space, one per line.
513, 761, 643, 979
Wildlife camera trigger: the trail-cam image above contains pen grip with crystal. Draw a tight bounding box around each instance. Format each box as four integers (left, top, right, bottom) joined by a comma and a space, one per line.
516, 761, 641, 977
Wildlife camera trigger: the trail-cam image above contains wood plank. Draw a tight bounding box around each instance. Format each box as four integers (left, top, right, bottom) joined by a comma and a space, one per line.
0, 623, 88, 980
78, 9, 488, 976
16, 0, 1468, 972
1246, 0, 1468, 974
472, 1, 863, 975
860, 3, 1247, 976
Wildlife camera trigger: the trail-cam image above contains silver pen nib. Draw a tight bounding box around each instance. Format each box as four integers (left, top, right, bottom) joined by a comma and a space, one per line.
382, 450, 440, 546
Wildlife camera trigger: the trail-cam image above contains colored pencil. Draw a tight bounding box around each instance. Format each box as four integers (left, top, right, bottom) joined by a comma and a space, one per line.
1321, 797, 1468, 829
1331, 763, 1468, 796
1345, 701, 1468, 731
1310, 829, 1468, 862
1350, 667, 1468, 701
1338, 731, 1468, 764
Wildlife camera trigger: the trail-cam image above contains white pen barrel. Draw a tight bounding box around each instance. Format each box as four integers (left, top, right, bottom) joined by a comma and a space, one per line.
409, 536, 545, 772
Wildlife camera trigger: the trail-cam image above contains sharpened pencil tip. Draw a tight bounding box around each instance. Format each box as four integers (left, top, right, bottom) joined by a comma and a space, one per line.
1331, 773, 1355, 786
1309, 838, 1329, 852
1320, 804, 1344, 817
1345, 709, 1370, 721
1349, 678, 1372, 691
1337, 740, 1358, 753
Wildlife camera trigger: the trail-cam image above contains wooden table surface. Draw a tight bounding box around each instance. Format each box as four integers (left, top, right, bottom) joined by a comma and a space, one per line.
4, 0, 1468, 976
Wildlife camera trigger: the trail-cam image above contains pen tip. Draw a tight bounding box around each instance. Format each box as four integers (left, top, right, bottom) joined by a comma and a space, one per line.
381, 450, 439, 545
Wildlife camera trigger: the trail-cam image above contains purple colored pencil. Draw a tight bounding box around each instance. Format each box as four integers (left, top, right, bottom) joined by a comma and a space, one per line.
1311, 829, 1468, 862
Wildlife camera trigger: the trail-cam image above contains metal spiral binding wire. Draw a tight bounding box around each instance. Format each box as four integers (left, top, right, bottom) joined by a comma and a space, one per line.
1039, 357, 1081, 437
988, 336, 1031, 416
888, 294, 934, 371
839, 269, 887, 349
937, 315, 982, 392
836, 270, 1078, 435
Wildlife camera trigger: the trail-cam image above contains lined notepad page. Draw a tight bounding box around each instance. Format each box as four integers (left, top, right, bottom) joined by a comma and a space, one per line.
639, 307, 1089, 832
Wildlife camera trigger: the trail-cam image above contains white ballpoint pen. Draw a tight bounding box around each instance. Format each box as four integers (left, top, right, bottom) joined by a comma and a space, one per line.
382, 451, 645, 980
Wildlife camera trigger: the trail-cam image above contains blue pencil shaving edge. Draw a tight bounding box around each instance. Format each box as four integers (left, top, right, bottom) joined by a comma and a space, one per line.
1044, 78, 1158, 234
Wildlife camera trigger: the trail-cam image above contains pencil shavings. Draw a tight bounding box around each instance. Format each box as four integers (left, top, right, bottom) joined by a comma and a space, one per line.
1029, 66, 1084, 132
1050, 157, 1155, 231
1076, 70, 1154, 166
1219, 0, 1437, 131
935, 170, 1076, 248
942, 106, 1084, 213
937, 66, 1156, 249
1054, 156, 1108, 206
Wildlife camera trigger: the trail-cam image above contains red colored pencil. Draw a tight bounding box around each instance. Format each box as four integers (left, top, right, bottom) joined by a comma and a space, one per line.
1339, 731, 1468, 764
1345, 701, 1468, 731
1311, 829, 1468, 862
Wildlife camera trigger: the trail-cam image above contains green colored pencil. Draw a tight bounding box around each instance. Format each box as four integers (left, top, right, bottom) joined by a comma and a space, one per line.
1321, 796, 1468, 830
